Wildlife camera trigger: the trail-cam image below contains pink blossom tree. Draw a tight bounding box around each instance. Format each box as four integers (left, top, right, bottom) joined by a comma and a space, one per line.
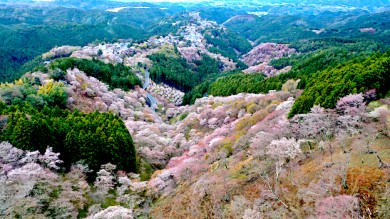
38, 147, 63, 170
336, 93, 367, 136
249, 131, 274, 158
0, 142, 63, 217
336, 93, 365, 116
315, 195, 361, 219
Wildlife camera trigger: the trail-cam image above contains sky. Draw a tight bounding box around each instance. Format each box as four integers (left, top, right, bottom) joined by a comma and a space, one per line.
111, 0, 209, 2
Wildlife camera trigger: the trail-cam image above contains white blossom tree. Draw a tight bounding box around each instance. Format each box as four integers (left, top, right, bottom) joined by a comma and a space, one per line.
259, 138, 302, 208
87, 206, 133, 219
94, 163, 116, 197
39, 147, 63, 170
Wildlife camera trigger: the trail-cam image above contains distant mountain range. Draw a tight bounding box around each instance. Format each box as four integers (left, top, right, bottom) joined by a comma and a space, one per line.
0, 0, 388, 82
1, 0, 389, 12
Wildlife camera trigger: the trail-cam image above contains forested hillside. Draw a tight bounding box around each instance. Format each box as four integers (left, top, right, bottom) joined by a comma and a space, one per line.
204, 28, 252, 62
183, 36, 388, 105
148, 51, 221, 92
0, 5, 179, 82
49, 58, 142, 90
3, 106, 137, 175
289, 51, 390, 117
0, 63, 138, 176
224, 11, 390, 45
0, 2, 389, 218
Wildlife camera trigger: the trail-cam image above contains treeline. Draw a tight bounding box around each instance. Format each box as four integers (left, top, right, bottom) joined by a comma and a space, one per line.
270, 37, 381, 70
209, 73, 266, 96
269, 46, 375, 89
183, 71, 275, 104
148, 52, 220, 92
289, 50, 390, 117
50, 58, 142, 91
184, 50, 390, 119
182, 70, 240, 104
183, 48, 390, 124
266, 38, 387, 92
184, 40, 366, 103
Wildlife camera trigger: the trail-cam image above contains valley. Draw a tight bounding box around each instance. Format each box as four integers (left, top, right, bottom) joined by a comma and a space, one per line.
0, 0, 389, 218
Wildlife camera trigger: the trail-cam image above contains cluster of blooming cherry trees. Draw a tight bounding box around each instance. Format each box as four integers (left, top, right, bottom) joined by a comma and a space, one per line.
0, 142, 86, 217
146, 87, 387, 218
0, 141, 152, 218
4, 56, 386, 219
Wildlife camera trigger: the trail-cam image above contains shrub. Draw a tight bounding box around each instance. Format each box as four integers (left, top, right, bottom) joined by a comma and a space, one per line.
344, 167, 386, 217
50, 68, 66, 81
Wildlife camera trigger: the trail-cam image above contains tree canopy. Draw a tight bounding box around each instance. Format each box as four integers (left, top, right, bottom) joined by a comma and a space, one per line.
289, 50, 390, 117
50, 57, 142, 91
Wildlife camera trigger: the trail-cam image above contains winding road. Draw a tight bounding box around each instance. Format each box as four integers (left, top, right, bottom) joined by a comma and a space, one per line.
143, 69, 150, 89
142, 69, 163, 123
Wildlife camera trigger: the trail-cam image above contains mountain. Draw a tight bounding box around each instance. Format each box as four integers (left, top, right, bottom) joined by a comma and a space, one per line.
223, 11, 390, 44
0, 2, 389, 218
0, 4, 182, 82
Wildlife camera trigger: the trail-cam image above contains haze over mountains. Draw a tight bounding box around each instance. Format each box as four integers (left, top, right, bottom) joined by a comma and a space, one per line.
2, 0, 390, 11
0, 0, 389, 218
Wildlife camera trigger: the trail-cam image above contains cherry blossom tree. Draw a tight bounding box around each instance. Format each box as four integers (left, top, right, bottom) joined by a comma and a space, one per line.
39, 147, 63, 170
336, 93, 365, 116
94, 163, 116, 196
87, 206, 133, 219
249, 131, 274, 158
258, 138, 301, 208
0, 142, 62, 217
0, 141, 23, 164
266, 137, 301, 161
315, 195, 361, 219
336, 93, 367, 136
1, 142, 88, 218
289, 105, 335, 140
